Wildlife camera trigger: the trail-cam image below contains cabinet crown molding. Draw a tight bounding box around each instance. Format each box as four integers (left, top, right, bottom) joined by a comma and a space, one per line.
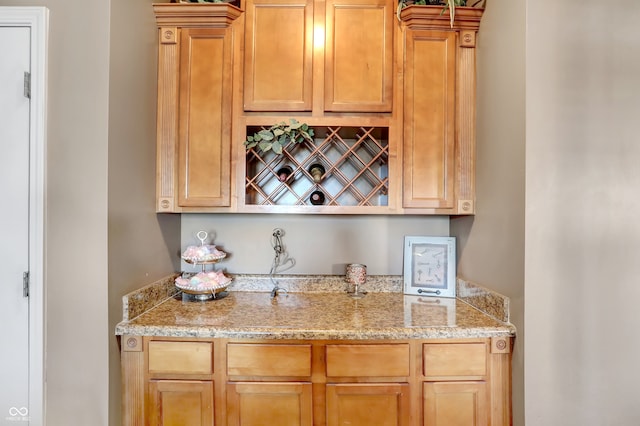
400, 5, 483, 30
153, 3, 243, 27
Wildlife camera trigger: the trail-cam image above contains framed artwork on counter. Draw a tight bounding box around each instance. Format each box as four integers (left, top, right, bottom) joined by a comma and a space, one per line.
403, 236, 456, 298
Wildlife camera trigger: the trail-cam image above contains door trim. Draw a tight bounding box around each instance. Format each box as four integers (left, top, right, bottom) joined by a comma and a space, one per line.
0, 7, 48, 425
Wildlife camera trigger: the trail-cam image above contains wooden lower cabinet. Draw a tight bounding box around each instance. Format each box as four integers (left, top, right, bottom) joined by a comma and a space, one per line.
148, 380, 214, 426
123, 337, 511, 426
423, 381, 488, 426
227, 382, 313, 426
326, 383, 409, 426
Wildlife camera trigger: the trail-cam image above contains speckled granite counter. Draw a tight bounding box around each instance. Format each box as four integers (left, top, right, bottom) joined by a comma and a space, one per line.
115, 275, 515, 340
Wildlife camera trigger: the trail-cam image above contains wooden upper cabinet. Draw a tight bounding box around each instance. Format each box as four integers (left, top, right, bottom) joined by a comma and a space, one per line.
154, 3, 242, 212
400, 6, 483, 214
178, 27, 233, 207
324, 0, 394, 112
402, 29, 456, 210
243, 0, 393, 113
243, 0, 313, 111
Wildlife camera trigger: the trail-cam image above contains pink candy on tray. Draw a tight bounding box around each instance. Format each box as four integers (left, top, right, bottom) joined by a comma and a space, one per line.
181, 244, 226, 263
175, 270, 231, 290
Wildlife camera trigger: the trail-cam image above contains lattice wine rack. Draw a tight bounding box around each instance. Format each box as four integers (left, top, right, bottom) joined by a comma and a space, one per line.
245, 126, 389, 207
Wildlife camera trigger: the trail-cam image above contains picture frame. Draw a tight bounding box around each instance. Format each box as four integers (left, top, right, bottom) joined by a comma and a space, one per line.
403, 236, 456, 298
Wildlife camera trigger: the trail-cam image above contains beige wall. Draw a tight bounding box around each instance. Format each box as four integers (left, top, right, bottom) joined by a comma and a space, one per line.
0, 0, 179, 424
182, 214, 449, 276
12, 0, 639, 424
107, 0, 181, 425
36, 0, 111, 424
526, 0, 640, 424
451, 1, 526, 424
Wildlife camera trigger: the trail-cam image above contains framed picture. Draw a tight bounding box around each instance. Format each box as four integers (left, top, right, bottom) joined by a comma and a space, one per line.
403, 236, 456, 298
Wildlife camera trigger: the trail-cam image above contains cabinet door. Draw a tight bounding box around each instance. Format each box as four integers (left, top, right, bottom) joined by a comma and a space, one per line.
403, 30, 456, 209
326, 383, 410, 426
148, 380, 214, 426
178, 27, 233, 207
227, 382, 313, 426
423, 381, 488, 426
244, 0, 313, 111
325, 0, 394, 112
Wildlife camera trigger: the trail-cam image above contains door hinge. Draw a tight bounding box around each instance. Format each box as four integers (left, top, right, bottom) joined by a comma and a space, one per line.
24, 71, 31, 99
23, 271, 29, 298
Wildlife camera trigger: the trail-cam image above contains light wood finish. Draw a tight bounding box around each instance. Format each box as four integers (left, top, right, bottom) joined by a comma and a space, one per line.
177, 27, 233, 207
243, 0, 313, 111
324, 0, 393, 112
326, 344, 410, 377
121, 350, 144, 426
489, 337, 512, 426
326, 383, 410, 426
227, 382, 313, 426
423, 342, 487, 380
124, 335, 508, 425
148, 341, 213, 375
227, 343, 312, 377
153, 3, 241, 212
423, 381, 488, 426
402, 29, 456, 209
153, 3, 484, 215
400, 6, 483, 215
148, 380, 214, 426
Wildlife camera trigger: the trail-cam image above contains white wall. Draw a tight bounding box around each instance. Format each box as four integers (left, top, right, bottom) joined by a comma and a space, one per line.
526, 0, 640, 424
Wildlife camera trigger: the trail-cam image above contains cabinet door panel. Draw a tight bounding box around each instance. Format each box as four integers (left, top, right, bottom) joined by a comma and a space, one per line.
178, 28, 232, 207
244, 0, 313, 111
326, 383, 409, 426
423, 381, 488, 426
227, 382, 313, 426
403, 30, 456, 209
325, 0, 393, 112
148, 380, 214, 426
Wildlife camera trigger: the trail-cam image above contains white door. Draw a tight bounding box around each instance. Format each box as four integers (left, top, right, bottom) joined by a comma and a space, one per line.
0, 26, 31, 423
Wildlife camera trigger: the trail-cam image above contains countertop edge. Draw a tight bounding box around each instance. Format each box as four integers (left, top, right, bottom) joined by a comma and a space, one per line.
115, 324, 516, 340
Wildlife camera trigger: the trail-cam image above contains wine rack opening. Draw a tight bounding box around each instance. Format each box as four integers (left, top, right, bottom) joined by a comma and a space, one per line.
245, 126, 389, 207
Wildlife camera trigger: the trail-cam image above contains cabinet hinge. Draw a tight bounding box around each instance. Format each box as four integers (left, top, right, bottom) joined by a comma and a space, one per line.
24, 71, 31, 99
23, 271, 30, 298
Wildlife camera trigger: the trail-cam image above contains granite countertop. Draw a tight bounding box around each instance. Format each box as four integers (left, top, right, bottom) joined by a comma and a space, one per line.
115, 275, 516, 340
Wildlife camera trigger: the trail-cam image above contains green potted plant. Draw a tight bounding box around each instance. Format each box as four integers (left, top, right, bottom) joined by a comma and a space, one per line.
244, 119, 315, 155
397, 0, 485, 27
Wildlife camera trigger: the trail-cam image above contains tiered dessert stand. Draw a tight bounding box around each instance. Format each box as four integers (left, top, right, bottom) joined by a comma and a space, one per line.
175, 231, 232, 301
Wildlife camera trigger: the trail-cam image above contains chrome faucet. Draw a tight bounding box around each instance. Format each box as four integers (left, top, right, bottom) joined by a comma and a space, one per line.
269, 228, 295, 298
270, 286, 288, 298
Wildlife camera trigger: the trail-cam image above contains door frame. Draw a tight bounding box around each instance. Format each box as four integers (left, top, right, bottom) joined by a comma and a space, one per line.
0, 7, 48, 425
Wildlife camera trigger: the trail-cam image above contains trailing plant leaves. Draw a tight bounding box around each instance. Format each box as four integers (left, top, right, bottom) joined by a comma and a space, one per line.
272, 141, 283, 155
258, 141, 272, 153
244, 119, 315, 154
258, 129, 274, 141
289, 120, 302, 130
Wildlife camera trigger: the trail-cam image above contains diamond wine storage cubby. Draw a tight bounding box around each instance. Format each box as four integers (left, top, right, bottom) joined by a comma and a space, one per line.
245, 126, 389, 207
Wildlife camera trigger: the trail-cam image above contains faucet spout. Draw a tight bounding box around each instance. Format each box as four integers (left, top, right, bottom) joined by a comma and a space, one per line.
270, 286, 288, 299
